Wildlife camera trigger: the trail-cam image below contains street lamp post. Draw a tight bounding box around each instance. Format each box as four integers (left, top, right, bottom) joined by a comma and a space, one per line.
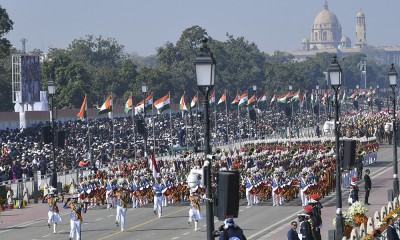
328, 56, 343, 240
194, 38, 216, 240
142, 83, 148, 159
289, 85, 293, 138
316, 84, 320, 123
370, 86, 373, 114
389, 63, 399, 196
253, 85, 257, 139
47, 79, 57, 189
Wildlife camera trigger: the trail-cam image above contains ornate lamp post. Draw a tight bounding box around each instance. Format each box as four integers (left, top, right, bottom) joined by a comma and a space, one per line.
316, 84, 320, 123
47, 79, 57, 189
142, 83, 148, 159
328, 56, 343, 240
194, 38, 216, 240
389, 64, 399, 196
289, 85, 293, 137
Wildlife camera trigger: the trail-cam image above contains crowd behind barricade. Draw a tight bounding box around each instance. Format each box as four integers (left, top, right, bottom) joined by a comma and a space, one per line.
0, 109, 389, 211
0, 109, 324, 183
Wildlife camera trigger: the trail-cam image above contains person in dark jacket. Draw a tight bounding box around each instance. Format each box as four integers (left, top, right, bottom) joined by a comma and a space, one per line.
349, 177, 359, 206
299, 213, 314, 240
386, 218, 400, 240
364, 169, 372, 205
287, 221, 300, 240
218, 218, 247, 240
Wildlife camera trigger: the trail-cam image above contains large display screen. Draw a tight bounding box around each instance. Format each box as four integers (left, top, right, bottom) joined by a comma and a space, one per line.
20, 55, 41, 103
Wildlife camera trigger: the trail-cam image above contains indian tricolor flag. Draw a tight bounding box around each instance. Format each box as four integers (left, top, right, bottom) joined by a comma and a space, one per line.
257, 92, 267, 104
180, 93, 188, 111
291, 90, 300, 102
248, 94, 256, 106
231, 92, 239, 106
135, 94, 153, 115
191, 92, 198, 108
270, 94, 276, 103
322, 91, 327, 105
77, 95, 87, 120
218, 91, 226, 105
238, 93, 248, 107
209, 92, 215, 106
349, 90, 358, 99
277, 92, 291, 104
154, 92, 170, 114
98, 95, 112, 115
124, 95, 132, 114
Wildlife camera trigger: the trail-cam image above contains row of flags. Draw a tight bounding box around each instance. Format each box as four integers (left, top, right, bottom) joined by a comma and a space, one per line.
77, 88, 378, 120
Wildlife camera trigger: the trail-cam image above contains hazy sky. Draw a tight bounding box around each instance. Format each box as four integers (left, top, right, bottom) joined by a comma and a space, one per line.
2, 0, 400, 56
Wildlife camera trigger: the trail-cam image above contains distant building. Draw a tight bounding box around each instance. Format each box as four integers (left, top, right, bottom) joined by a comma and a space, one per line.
289, 0, 400, 65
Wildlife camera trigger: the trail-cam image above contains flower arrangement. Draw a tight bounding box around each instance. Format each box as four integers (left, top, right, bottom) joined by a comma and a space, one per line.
332, 211, 354, 227
348, 201, 368, 216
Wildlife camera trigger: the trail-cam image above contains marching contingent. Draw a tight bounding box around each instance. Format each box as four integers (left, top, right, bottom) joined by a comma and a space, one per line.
0, 88, 394, 240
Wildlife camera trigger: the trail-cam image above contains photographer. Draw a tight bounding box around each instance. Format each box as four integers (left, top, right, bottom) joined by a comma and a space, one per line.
217, 218, 247, 240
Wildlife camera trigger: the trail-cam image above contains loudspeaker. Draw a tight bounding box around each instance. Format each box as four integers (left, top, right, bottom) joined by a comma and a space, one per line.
136, 119, 145, 134
215, 171, 240, 220
343, 140, 356, 169
57, 131, 65, 148
249, 109, 256, 121
41, 126, 52, 144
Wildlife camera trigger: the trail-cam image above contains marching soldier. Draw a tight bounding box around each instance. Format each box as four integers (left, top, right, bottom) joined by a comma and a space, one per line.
64, 193, 88, 240
45, 189, 62, 234
115, 186, 129, 231
152, 177, 164, 218
188, 187, 202, 231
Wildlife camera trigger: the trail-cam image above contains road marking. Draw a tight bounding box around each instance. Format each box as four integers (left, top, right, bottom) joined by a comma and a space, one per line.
182, 232, 190, 235
108, 215, 113, 217
171, 237, 180, 240
97, 207, 189, 240
96, 218, 103, 221
214, 220, 218, 222
42, 234, 51, 238
239, 209, 244, 212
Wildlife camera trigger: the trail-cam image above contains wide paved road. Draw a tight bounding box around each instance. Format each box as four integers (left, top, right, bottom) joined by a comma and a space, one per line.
0, 144, 394, 240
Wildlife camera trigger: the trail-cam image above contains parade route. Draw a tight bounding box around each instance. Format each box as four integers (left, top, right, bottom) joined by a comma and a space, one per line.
0, 144, 394, 240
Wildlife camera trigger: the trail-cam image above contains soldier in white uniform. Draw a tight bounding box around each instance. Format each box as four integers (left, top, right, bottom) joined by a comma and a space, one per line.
45, 190, 62, 234
152, 177, 164, 218
115, 187, 129, 231
188, 187, 202, 231
63, 194, 87, 240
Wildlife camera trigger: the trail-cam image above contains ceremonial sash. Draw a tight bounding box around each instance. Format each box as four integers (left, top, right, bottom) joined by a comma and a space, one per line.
70, 203, 82, 222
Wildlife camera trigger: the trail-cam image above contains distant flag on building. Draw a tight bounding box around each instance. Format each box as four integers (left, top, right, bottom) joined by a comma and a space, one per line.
124, 95, 133, 114
277, 92, 291, 104
191, 92, 198, 108
98, 95, 112, 115
154, 92, 170, 114
270, 94, 276, 103
231, 92, 240, 106
238, 93, 248, 107
218, 91, 226, 106
77, 95, 87, 120
179, 93, 188, 111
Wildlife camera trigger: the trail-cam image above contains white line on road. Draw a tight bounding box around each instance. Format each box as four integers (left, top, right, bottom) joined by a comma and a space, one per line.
108, 215, 113, 217
182, 232, 190, 235
239, 209, 244, 212
96, 218, 103, 221
42, 234, 50, 238
171, 237, 180, 240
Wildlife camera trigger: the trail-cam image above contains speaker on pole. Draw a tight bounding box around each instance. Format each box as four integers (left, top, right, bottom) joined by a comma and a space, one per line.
41, 126, 52, 144
136, 119, 145, 135
343, 140, 356, 169
214, 171, 240, 220
249, 109, 256, 121
57, 131, 65, 148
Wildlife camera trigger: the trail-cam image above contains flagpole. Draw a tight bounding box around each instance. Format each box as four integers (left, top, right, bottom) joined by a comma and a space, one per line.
111, 93, 115, 161
131, 92, 136, 161
85, 94, 91, 164
214, 91, 217, 143
247, 90, 250, 139
169, 92, 172, 154
152, 96, 156, 154
237, 91, 240, 140
225, 90, 228, 144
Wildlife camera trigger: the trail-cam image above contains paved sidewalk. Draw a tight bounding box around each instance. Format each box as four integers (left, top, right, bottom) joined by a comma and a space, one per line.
260, 144, 396, 240
0, 199, 69, 231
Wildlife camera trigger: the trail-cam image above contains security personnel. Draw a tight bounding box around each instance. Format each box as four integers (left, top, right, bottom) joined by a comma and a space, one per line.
299, 213, 313, 240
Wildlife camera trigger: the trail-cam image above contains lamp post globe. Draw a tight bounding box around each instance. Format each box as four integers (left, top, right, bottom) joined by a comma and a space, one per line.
328, 55, 343, 240
389, 63, 399, 196
194, 38, 216, 240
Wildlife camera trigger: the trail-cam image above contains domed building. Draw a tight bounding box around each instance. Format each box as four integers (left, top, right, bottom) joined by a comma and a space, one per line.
302, 1, 342, 50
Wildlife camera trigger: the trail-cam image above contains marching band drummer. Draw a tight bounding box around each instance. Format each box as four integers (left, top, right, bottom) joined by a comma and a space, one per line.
188, 186, 202, 231
130, 177, 140, 208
